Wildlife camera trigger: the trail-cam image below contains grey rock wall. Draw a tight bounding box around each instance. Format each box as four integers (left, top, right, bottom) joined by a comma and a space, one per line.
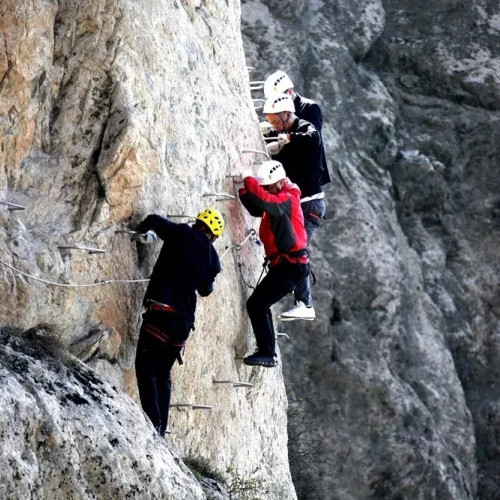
0, 327, 207, 500
242, 0, 500, 499
3, 0, 499, 497
1, 0, 295, 498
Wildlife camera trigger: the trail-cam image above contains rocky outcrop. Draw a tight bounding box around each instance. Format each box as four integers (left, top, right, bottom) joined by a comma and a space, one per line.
0, 326, 207, 499
243, 0, 500, 499
3, 0, 500, 498
1, 0, 295, 498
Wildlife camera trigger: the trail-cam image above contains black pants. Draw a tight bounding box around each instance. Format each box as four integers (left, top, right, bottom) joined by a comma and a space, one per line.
135, 310, 190, 436
246, 261, 309, 357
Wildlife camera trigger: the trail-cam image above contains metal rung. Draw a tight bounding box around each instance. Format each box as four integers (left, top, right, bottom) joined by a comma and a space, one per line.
115, 229, 137, 235
250, 81, 265, 85
241, 149, 270, 159
250, 84, 264, 91
203, 193, 235, 201
171, 404, 212, 410
247, 66, 254, 72
213, 380, 254, 388
166, 214, 196, 219
58, 245, 106, 254
0, 201, 25, 211
276, 333, 290, 340
252, 98, 266, 103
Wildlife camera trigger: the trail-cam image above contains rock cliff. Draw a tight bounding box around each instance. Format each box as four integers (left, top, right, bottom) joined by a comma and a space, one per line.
243, 0, 500, 499
2, 0, 500, 499
1, 0, 294, 498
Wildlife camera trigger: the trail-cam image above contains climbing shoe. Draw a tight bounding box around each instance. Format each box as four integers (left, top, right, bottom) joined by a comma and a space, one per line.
279, 301, 316, 321
243, 352, 278, 368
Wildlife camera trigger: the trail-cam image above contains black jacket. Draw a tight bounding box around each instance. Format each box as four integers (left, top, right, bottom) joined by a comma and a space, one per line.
136, 215, 221, 328
272, 118, 323, 198
293, 93, 331, 186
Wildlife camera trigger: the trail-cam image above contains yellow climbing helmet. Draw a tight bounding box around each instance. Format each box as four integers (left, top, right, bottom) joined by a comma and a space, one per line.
196, 207, 225, 237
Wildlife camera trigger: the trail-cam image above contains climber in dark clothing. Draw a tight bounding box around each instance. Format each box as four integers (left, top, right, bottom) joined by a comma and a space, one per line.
134, 208, 224, 437
238, 160, 309, 367
263, 69, 331, 186
262, 93, 324, 321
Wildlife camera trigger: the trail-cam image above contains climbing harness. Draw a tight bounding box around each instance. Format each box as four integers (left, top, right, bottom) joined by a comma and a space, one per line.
146, 299, 178, 314
310, 267, 317, 286
265, 248, 309, 266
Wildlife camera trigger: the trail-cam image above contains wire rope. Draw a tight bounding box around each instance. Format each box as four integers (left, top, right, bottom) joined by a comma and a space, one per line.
0, 256, 149, 288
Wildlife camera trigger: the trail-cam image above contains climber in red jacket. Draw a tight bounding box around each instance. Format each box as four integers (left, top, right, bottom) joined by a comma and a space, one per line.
238, 160, 309, 367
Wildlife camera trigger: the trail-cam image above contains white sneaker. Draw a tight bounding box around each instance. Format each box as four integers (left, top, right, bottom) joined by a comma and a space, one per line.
279, 301, 316, 321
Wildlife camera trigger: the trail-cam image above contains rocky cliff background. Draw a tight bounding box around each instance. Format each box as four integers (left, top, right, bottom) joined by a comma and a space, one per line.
2, 0, 500, 499
242, 0, 500, 499
1, 0, 295, 498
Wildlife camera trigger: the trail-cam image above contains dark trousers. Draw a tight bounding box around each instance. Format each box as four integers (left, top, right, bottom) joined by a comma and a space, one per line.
247, 261, 309, 357
135, 310, 189, 436
295, 199, 325, 306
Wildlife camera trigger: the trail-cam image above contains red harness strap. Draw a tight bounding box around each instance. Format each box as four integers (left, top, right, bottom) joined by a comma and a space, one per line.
306, 211, 322, 221
143, 323, 187, 347
149, 302, 178, 313
266, 248, 309, 267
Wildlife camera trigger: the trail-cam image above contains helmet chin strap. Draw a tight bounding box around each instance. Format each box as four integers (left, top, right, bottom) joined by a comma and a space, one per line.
280, 120, 286, 132
280, 112, 290, 132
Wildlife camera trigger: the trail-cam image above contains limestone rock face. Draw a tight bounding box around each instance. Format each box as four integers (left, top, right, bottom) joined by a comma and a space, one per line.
243, 0, 500, 499
0, 328, 207, 500
1, 0, 295, 498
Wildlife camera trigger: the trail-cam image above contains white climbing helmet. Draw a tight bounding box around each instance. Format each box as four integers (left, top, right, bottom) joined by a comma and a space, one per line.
264, 70, 294, 98
263, 94, 295, 114
256, 161, 287, 185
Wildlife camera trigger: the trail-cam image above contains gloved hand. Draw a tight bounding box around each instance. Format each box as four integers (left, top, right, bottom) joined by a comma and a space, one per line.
259, 121, 274, 137
277, 133, 290, 147
137, 230, 158, 244
240, 169, 253, 181
266, 141, 281, 155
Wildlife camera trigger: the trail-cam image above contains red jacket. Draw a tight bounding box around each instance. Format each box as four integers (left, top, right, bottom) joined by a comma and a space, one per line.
239, 177, 309, 267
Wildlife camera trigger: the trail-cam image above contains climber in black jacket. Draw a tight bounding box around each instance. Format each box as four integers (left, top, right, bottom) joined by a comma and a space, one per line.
134, 208, 224, 437
263, 69, 331, 186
